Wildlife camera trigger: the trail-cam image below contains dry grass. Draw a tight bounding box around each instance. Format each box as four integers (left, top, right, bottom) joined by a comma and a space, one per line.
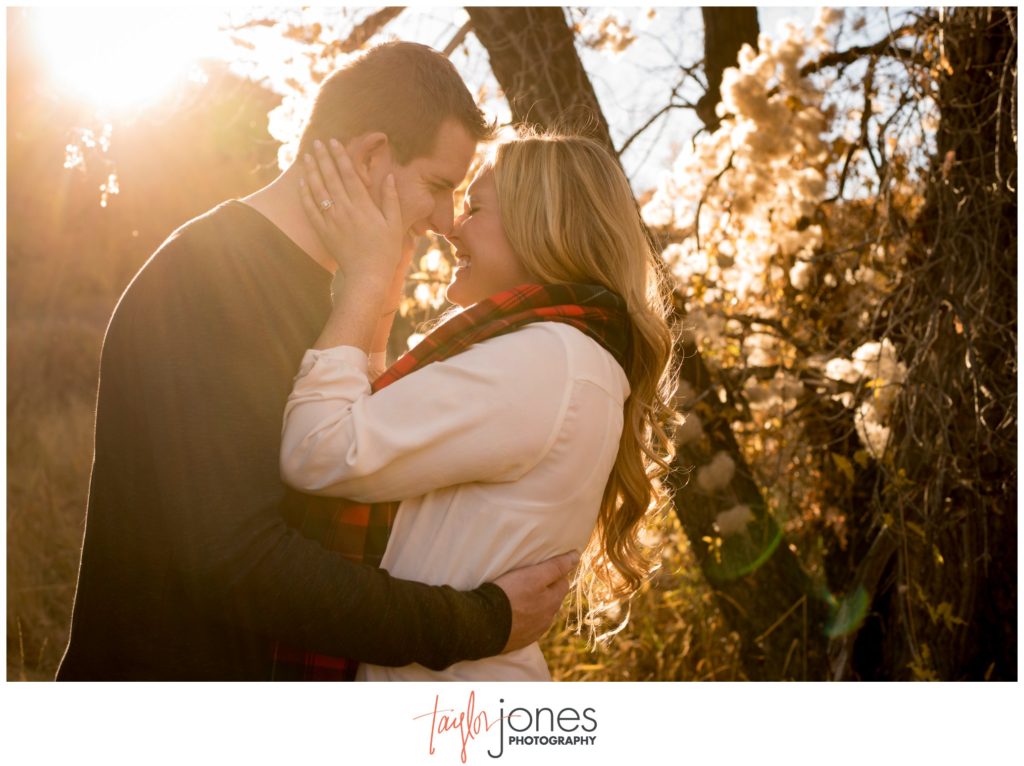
543, 513, 742, 682
8, 318, 106, 680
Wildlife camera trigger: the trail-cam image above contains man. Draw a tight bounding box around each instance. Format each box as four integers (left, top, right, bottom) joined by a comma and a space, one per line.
57, 42, 576, 680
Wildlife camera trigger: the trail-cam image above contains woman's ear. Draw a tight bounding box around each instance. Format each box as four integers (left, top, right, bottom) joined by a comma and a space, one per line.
347, 132, 392, 189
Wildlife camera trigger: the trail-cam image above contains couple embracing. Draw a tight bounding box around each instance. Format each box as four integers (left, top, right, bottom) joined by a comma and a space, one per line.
58, 41, 675, 682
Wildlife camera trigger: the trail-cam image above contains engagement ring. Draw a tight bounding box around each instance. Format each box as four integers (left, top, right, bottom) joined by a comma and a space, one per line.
319, 199, 333, 211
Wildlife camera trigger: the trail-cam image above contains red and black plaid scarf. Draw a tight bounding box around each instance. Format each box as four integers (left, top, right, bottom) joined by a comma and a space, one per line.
272, 282, 630, 680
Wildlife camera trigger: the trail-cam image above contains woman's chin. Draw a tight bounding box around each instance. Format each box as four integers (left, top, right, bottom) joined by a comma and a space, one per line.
444, 279, 470, 308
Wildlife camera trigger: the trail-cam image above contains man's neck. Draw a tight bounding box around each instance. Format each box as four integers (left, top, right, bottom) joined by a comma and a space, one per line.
241, 164, 338, 275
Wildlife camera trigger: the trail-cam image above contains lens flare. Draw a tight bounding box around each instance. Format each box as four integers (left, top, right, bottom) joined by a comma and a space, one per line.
32, 7, 226, 114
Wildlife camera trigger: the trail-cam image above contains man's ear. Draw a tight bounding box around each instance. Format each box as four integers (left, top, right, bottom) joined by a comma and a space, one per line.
346, 132, 392, 189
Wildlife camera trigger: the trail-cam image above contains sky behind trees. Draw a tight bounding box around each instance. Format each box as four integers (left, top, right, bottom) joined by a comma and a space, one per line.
26, 5, 836, 191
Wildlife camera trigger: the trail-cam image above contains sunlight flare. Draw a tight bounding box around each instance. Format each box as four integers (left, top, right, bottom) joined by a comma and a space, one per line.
32, 7, 227, 113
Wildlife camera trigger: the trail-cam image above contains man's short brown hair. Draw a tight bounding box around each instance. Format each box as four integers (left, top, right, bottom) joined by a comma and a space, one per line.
298, 41, 494, 164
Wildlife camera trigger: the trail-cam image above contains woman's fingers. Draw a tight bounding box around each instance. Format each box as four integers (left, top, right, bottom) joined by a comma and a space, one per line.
327, 139, 374, 209
381, 173, 401, 229
302, 151, 336, 219
312, 138, 385, 228
311, 140, 350, 214
300, 138, 403, 279
297, 177, 325, 232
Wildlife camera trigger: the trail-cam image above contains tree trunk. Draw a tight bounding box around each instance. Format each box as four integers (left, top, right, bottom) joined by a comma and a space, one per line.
867, 6, 1018, 680
467, 5, 829, 680
698, 7, 760, 130
465, 7, 615, 152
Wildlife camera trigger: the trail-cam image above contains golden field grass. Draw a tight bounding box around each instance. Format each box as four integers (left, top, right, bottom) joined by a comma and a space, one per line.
8, 310, 109, 679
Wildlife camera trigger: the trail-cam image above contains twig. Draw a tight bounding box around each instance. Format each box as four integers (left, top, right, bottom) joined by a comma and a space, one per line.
617, 63, 703, 157
329, 7, 405, 55
693, 152, 734, 253
799, 23, 927, 77
443, 19, 472, 57
617, 96, 697, 157
755, 595, 807, 643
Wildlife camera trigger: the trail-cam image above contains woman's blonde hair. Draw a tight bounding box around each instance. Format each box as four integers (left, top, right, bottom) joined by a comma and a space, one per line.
490, 131, 677, 641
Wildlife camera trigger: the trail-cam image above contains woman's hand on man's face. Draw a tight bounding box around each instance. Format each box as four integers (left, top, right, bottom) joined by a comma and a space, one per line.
299, 138, 405, 289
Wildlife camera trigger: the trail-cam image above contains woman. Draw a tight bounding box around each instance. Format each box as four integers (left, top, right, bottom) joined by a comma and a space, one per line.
281, 132, 675, 681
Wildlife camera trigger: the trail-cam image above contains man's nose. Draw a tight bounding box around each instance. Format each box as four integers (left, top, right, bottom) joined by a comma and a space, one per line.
429, 202, 455, 238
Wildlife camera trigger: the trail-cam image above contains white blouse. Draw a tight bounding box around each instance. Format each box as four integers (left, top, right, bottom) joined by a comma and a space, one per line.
280, 322, 629, 681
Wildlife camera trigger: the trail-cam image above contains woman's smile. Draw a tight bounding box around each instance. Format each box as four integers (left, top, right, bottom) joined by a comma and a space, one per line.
443, 168, 533, 307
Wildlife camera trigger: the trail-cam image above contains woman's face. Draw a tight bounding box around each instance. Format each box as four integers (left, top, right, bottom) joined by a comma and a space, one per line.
443, 168, 534, 308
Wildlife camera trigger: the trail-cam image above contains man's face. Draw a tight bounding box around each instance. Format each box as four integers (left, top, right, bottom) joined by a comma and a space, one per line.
389, 118, 477, 238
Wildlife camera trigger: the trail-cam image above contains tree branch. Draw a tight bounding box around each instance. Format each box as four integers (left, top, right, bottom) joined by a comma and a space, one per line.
443, 19, 472, 57
617, 97, 696, 157
800, 24, 928, 76
616, 62, 702, 157
328, 7, 405, 56
725, 313, 813, 355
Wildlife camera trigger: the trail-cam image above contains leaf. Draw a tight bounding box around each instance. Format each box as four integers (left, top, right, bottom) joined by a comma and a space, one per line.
909, 658, 939, 681
932, 602, 966, 630
831, 452, 855, 483
785, 94, 806, 112
229, 35, 256, 51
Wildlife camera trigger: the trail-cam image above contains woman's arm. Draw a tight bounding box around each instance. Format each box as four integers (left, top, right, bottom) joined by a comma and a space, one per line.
280, 324, 574, 503
330, 265, 403, 381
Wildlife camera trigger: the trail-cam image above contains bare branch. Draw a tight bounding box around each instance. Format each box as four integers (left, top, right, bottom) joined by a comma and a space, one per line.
617, 62, 702, 157
443, 19, 472, 58
617, 97, 696, 157
693, 152, 734, 253
725, 313, 813, 355
800, 23, 929, 76
327, 7, 405, 56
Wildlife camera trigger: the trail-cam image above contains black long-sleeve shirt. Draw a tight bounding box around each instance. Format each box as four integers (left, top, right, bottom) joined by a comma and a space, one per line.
57, 201, 511, 680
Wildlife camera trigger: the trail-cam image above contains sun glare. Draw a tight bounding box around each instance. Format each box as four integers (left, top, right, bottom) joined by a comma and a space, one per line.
33, 7, 228, 114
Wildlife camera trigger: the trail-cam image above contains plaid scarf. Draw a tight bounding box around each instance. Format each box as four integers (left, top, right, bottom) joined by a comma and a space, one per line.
271, 282, 631, 680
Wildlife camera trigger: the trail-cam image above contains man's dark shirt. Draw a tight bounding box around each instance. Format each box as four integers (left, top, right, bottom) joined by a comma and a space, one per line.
57, 201, 510, 680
